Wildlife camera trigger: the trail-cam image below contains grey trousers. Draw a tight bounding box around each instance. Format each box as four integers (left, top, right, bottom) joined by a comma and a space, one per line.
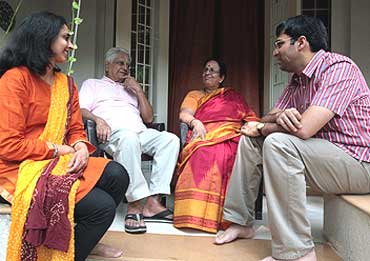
223, 133, 370, 260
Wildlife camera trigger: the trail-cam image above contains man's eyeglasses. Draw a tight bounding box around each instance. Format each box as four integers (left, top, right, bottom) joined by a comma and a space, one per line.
202, 67, 220, 75
273, 37, 294, 49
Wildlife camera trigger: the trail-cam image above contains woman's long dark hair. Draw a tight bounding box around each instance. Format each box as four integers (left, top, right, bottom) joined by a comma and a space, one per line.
0, 11, 67, 77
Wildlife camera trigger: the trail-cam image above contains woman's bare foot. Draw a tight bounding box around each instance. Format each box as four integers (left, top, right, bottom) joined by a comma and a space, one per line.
214, 223, 255, 245
90, 243, 123, 258
260, 248, 317, 261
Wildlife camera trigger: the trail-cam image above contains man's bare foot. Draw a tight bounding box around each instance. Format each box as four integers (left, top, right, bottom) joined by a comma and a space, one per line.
260, 248, 317, 261
214, 223, 255, 245
126, 200, 145, 228
90, 243, 123, 258
142, 195, 172, 219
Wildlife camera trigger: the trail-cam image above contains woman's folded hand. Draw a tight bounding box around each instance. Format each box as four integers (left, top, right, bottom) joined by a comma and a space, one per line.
67, 142, 89, 174
191, 119, 207, 141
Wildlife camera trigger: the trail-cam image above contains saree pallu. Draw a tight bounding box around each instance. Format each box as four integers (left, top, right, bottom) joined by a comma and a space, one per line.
174, 88, 258, 233
7, 73, 79, 261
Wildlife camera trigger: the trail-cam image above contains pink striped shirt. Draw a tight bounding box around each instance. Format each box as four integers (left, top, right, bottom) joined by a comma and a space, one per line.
276, 50, 370, 162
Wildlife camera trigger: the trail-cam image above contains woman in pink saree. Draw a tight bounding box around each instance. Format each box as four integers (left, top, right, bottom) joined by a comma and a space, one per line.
173, 58, 259, 233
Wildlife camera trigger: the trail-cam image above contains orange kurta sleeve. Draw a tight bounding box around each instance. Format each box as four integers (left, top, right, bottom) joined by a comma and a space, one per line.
0, 68, 53, 161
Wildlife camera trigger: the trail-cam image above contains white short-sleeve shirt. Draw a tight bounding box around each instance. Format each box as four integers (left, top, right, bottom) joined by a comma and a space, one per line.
79, 76, 147, 133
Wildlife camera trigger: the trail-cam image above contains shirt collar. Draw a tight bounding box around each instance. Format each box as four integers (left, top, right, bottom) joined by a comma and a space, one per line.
102, 76, 122, 85
301, 49, 326, 78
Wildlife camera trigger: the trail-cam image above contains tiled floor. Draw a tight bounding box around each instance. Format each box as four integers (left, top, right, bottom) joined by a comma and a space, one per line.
109, 195, 325, 243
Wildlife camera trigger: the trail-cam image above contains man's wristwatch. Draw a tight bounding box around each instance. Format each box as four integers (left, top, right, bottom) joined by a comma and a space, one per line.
256, 122, 265, 136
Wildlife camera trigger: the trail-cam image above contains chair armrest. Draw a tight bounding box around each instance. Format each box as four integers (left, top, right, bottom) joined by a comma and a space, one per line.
180, 122, 188, 149
145, 122, 165, 132
83, 117, 104, 157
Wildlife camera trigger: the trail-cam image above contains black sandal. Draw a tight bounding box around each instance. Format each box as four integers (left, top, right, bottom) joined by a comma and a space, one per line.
124, 213, 147, 234
143, 209, 173, 223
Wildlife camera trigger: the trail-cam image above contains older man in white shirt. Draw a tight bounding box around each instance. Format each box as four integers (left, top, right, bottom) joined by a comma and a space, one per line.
79, 47, 179, 234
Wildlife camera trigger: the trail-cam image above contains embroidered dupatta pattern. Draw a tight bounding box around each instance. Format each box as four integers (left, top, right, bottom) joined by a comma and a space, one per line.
7, 73, 80, 261
174, 88, 258, 233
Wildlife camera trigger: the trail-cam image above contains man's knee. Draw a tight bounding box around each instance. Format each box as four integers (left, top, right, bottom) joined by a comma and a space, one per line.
165, 132, 180, 148
155, 131, 180, 152
116, 132, 140, 151
263, 132, 297, 153
239, 135, 252, 146
238, 135, 260, 152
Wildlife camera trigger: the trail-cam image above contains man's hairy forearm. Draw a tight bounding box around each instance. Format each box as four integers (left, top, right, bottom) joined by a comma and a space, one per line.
261, 122, 287, 136
261, 112, 281, 123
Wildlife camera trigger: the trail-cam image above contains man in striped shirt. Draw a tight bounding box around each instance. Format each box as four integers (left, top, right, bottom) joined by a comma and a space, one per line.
215, 15, 370, 261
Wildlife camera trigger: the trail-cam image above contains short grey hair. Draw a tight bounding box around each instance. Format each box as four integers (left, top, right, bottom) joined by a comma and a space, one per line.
104, 47, 131, 63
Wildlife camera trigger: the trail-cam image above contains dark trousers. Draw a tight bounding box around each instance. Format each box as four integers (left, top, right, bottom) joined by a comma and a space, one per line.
74, 161, 129, 261
0, 161, 129, 261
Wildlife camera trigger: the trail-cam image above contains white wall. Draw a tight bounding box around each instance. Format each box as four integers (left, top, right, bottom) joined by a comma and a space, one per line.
116, 0, 131, 50
350, 0, 370, 83
151, 0, 170, 124
332, 0, 370, 84
331, 0, 350, 56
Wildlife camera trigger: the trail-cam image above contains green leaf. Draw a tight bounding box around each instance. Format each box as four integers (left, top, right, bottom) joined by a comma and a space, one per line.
68, 57, 77, 63
68, 69, 75, 75
72, 1, 80, 10
74, 18, 83, 25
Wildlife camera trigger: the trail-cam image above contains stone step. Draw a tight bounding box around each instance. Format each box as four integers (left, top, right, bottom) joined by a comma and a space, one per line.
0, 204, 11, 214
87, 231, 340, 261
324, 194, 370, 261
0, 203, 11, 261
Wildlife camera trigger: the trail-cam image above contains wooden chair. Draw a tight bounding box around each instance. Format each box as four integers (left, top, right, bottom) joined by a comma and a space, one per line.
180, 122, 263, 220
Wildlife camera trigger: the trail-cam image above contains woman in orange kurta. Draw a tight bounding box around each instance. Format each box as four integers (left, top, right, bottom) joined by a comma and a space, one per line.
0, 12, 129, 261
173, 58, 259, 233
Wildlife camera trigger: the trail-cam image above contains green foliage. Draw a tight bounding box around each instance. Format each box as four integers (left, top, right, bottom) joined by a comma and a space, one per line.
68, 56, 77, 63
73, 17, 83, 25
72, 1, 80, 10
68, 0, 82, 76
